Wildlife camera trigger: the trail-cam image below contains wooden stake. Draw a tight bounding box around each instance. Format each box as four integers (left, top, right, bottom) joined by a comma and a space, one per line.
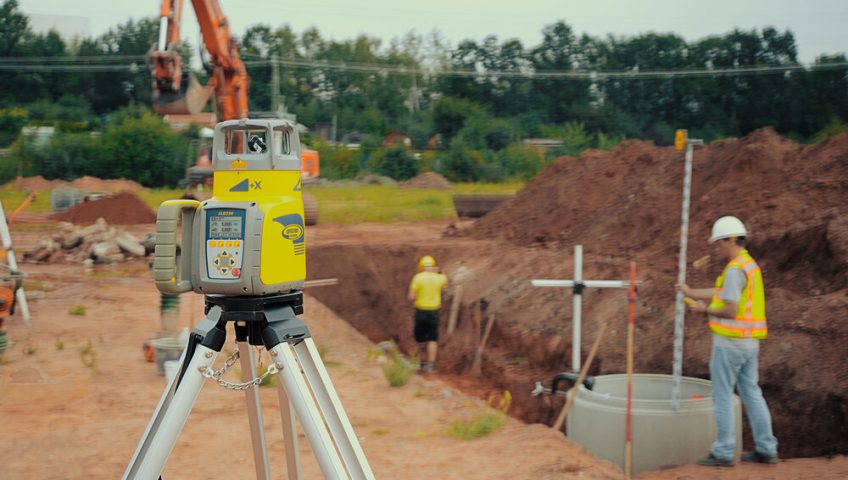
625, 261, 637, 479
471, 313, 496, 375
552, 320, 607, 432
446, 285, 463, 335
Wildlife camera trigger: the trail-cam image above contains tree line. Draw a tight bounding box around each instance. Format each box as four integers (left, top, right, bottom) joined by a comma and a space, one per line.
0, 0, 846, 185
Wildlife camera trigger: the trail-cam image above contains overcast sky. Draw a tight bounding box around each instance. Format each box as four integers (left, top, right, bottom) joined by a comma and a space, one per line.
17, 0, 848, 63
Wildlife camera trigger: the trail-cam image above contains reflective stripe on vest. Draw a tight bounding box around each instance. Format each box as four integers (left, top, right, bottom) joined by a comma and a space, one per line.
708, 249, 768, 339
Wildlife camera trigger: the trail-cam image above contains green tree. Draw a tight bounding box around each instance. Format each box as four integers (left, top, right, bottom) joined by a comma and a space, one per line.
0, 0, 28, 56
94, 110, 184, 187
444, 137, 483, 181
377, 145, 417, 180
432, 96, 483, 141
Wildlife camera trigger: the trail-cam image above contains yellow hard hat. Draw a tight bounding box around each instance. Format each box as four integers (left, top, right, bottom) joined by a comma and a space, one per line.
418, 255, 436, 272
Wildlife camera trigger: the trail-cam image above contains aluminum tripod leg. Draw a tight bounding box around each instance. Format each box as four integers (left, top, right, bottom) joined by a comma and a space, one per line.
237, 339, 271, 480
276, 373, 302, 480
123, 343, 219, 480
269, 342, 348, 479
295, 338, 375, 480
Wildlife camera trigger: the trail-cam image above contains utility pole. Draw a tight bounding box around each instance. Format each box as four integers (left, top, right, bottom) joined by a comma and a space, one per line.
271, 53, 281, 113
409, 69, 419, 113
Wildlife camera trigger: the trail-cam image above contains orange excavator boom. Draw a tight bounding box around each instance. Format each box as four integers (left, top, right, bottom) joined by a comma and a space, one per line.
151, 0, 249, 121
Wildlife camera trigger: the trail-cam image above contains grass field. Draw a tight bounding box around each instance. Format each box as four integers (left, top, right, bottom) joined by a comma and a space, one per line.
307, 182, 523, 224
0, 186, 54, 213
0, 181, 525, 225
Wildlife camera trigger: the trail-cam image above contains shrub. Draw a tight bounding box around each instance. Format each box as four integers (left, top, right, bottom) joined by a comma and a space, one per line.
381, 357, 413, 387
0, 107, 27, 146
377, 145, 418, 180
95, 111, 184, 186
446, 391, 512, 440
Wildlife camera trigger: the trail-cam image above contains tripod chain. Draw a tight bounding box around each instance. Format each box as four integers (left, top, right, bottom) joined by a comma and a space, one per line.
201, 349, 279, 391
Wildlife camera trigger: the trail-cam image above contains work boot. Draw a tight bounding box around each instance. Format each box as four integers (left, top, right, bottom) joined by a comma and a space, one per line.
696, 453, 734, 467
425, 362, 437, 375
741, 450, 778, 465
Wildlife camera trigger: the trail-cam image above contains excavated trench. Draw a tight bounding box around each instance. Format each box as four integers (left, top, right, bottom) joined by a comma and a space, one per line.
308, 239, 848, 459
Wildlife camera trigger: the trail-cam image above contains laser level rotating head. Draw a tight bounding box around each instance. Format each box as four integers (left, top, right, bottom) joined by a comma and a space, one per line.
418, 255, 436, 272
709, 216, 746, 243
153, 119, 306, 297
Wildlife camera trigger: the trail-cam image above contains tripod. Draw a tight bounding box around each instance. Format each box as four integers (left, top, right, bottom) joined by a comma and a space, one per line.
123, 291, 375, 480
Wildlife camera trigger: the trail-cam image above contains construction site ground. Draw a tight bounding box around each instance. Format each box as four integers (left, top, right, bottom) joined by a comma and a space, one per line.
0, 220, 844, 479
1, 129, 847, 478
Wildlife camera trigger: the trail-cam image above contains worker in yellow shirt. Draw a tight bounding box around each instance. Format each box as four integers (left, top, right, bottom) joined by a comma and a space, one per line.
408, 255, 448, 374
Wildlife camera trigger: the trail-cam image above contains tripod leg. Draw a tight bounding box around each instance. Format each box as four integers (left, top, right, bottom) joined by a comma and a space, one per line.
237, 339, 271, 480
294, 338, 376, 480
269, 343, 348, 479
275, 372, 302, 480
123, 342, 219, 480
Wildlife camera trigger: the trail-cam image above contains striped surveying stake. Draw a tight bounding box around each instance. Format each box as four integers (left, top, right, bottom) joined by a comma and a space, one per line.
672, 132, 703, 411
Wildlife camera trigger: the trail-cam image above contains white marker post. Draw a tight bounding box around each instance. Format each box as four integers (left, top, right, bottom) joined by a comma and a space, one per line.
532, 245, 636, 372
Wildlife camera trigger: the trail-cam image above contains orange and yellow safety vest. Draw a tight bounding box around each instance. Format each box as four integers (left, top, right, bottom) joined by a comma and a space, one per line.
708, 249, 768, 339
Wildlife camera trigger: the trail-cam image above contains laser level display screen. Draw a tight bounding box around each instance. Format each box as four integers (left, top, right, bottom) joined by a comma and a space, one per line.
208, 216, 243, 239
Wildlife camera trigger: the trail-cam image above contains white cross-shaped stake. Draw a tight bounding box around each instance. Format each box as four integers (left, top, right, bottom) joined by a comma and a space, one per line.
532, 245, 635, 372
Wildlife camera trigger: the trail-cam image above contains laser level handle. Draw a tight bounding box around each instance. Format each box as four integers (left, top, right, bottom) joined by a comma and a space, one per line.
153, 200, 200, 294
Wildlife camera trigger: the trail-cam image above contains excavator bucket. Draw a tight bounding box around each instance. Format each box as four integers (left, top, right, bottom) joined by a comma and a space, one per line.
152, 72, 213, 116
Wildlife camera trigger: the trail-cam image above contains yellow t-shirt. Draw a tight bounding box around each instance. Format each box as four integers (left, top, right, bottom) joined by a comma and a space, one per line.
409, 271, 448, 310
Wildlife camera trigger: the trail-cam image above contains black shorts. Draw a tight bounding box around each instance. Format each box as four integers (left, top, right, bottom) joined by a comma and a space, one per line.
414, 309, 440, 343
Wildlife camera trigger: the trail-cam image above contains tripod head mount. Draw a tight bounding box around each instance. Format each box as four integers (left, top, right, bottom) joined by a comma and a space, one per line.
153, 118, 306, 296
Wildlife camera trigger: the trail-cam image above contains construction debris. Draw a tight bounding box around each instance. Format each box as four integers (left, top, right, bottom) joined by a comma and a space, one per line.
24, 218, 148, 264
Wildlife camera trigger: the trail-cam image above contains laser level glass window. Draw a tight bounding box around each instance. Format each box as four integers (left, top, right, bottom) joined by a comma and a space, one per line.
273, 126, 291, 155
224, 128, 267, 155
209, 215, 243, 239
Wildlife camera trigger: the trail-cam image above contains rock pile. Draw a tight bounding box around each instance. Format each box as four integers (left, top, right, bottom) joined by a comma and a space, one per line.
24, 218, 149, 264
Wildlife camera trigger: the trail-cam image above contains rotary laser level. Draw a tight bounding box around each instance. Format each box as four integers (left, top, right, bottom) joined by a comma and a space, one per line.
124, 119, 374, 480
153, 118, 306, 296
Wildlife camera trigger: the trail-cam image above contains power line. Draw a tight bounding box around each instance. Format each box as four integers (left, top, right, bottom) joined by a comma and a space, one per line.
0, 54, 846, 79
0, 54, 147, 63
244, 57, 848, 79
0, 64, 142, 72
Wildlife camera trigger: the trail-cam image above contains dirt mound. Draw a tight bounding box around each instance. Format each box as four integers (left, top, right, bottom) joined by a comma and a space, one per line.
12, 175, 63, 192
9, 175, 145, 193
400, 172, 453, 189
467, 128, 848, 281
50, 192, 156, 225
68, 176, 145, 193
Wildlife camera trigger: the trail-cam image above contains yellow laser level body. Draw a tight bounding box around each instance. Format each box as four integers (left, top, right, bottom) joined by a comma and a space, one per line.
153, 118, 306, 296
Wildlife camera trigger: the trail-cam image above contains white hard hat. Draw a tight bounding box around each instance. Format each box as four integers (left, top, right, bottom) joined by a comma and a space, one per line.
709, 216, 747, 243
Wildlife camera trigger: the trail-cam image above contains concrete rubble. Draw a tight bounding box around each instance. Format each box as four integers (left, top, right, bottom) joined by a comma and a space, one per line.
24, 218, 150, 264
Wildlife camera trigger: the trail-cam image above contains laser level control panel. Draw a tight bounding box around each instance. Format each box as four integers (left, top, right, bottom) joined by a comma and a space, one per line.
205, 208, 245, 280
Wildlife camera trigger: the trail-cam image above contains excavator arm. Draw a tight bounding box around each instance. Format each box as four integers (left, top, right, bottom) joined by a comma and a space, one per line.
151, 0, 249, 121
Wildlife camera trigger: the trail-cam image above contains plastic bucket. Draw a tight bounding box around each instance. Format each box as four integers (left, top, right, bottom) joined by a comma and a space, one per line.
151, 337, 184, 376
